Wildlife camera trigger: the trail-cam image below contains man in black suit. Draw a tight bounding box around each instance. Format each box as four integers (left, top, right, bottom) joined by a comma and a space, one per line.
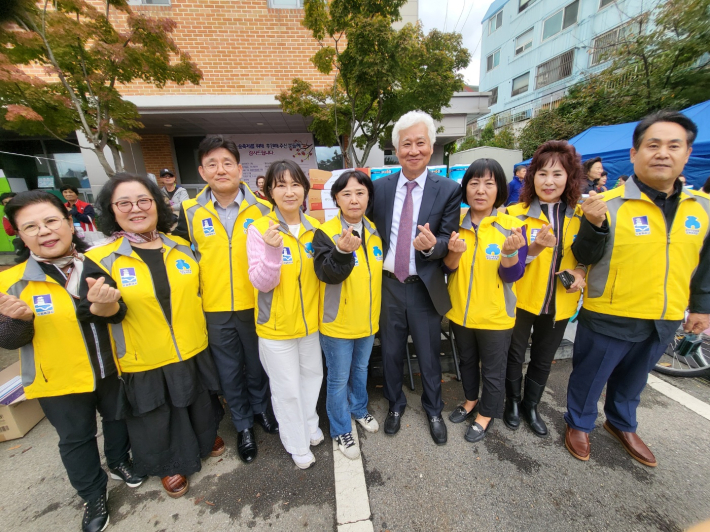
369, 110, 462, 445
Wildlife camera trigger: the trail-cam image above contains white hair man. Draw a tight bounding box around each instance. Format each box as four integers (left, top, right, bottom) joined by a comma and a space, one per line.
368, 110, 462, 445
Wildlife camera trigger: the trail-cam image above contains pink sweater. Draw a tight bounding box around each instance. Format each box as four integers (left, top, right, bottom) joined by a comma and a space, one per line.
247, 224, 283, 292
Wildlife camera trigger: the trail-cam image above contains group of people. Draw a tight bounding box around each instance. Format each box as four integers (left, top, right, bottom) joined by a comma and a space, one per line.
0, 108, 708, 532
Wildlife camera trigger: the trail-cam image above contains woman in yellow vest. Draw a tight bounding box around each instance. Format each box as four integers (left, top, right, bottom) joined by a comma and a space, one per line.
504, 141, 587, 437
445, 159, 528, 443
78, 174, 224, 500
311, 170, 383, 460
0, 191, 144, 532
246, 160, 323, 469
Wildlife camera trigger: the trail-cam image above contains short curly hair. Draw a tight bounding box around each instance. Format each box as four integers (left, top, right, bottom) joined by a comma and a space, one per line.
519, 141, 584, 207
95, 173, 174, 235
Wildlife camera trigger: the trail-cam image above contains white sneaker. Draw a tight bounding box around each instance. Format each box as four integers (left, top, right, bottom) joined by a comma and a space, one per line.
310, 427, 324, 446
292, 451, 316, 469
355, 413, 379, 433
335, 432, 360, 460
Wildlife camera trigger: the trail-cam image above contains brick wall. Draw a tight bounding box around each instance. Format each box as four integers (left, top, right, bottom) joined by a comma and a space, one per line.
139, 135, 174, 181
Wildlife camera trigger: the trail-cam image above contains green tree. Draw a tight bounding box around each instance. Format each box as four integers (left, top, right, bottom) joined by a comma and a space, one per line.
452, 119, 516, 153
278, 0, 470, 167
0, 0, 201, 176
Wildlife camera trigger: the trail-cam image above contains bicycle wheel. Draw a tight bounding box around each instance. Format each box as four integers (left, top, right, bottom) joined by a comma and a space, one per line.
654, 331, 710, 377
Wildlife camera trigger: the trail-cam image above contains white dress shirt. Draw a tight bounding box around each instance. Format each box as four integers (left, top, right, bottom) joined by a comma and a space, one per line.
383, 169, 429, 276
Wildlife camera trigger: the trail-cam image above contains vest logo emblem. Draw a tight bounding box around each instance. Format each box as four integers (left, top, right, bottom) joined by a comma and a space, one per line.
119, 267, 137, 287
632, 216, 650, 236
530, 228, 540, 242
685, 215, 701, 235
243, 218, 254, 234
282, 247, 293, 264
485, 243, 501, 260
33, 294, 54, 316
202, 219, 216, 236
353, 251, 359, 266
304, 242, 314, 259
176, 259, 192, 274
373, 246, 383, 261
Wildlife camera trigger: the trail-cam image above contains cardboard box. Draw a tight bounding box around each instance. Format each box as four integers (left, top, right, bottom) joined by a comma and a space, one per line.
308, 189, 337, 211
308, 168, 371, 190
0, 362, 45, 442
309, 209, 340, 224
427, 165, 448, 177
370, 166, 401, 181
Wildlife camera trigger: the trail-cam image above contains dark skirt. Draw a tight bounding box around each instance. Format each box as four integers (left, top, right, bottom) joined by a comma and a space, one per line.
119, 349, 224, 478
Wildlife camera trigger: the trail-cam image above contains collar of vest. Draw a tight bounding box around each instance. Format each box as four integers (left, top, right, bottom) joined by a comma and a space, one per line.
20, 257, 52, 283
461, 207, 500, 231
195, 183, 264, 213
336, 211, 379, 237
273, 207, 316, 235
523, 198, 575, 221
623, 175, 697, 202
110, 234, 183, 257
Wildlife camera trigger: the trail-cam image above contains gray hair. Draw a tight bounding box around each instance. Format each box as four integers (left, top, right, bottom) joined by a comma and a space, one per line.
392, 111, 437, 151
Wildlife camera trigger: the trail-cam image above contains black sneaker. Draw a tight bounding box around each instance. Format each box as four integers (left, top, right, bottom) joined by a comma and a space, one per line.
82, 491, 109, 532
109, 459, 145, 488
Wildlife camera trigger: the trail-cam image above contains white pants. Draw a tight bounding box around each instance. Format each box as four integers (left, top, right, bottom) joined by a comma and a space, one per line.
259, 332, 323, 455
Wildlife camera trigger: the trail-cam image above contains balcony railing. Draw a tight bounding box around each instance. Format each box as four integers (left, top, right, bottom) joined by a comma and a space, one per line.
536, 49, 575, 89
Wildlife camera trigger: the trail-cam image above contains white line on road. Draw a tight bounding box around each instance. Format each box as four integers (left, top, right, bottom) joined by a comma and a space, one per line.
647, 374, 710, 421
332, 419, 374, 532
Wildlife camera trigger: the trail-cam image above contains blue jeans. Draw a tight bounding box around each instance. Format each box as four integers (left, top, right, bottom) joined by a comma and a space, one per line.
320, 334, 375, 438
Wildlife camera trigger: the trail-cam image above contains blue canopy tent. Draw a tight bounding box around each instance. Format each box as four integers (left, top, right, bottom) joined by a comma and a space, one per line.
517, 100, 710, 189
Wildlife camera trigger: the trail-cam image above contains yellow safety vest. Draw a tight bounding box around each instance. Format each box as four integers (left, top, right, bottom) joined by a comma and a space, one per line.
252, 209, 321, 340
584, 178, 710, 320
85, 234, 208, 373
507, 200, 582, 321
181, 184, 271, 312
318, 213, 383, 339
446, 209, 525, 330
0, 259, 111, 399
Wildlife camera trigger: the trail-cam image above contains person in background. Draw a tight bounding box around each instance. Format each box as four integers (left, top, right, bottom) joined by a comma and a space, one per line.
565, 110, 710, 467
678, 174, 687, 186
160, 169, 189, 217
255, 175, 267, 200
173, 137, 277, 466
581, 157, 603, 194
79, 174, 224, 499
61, 185, 96, 233
445, 158, 527, 443
506, 165, 527, 206
504, 141, 586, 437
246, 160, 324, 469
1, 192, 17, 236
594, 171, 608, 193
312, 170, 382, 460
613, 174, 630, 189
0, 191, 144, 532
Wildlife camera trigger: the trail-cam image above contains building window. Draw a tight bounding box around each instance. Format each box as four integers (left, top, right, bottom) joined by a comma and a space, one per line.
488, 10, 503, 35
519, 0, 540, 13
489, 87, 498, 106
511, 72, 530, 96
542, 0, 579, 41
487, 50, 501, 72
590, 18, 645, 66
515, 28, 534, 56
127, 0, 171, 5
535, 49, 575, 88
599, 0, 617, 9
268, 0, 304, 8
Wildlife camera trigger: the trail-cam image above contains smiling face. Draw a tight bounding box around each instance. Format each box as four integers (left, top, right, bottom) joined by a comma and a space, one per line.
631, 122, 692, 190
62, 188, 78, 203
534, 159, 568, 203
199, 147, 242, 196
335, 177, 369, 224
466, 171, 498, 217
15, 202, 73, 259
111, 181, 158, 234
270, 170, 304, 217
396, 122, 433, 179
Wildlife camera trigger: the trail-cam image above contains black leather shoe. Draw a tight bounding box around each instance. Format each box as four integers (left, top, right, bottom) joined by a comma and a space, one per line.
237, 428, 258, 463
503, 377, 522, 430
109, 459, 146, 488
522, 376, 548, 437
82, 490, 109, 532
383, 411, 402, 435
428, 416, 447, 445
464, 418, 494, 443
254, 410, 279, 434
448, 403, 477, 424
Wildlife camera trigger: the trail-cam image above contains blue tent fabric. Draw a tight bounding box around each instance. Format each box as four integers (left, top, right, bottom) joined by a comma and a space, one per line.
519, 99, 710, 189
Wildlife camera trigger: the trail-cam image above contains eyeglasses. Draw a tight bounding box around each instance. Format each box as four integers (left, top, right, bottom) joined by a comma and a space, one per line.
20, 217, 66, 236
112, 198, 154, 213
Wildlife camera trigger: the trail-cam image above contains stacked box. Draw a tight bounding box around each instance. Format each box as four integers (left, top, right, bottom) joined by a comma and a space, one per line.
308, 168, 370, 222
427, 165, 448, 177
370, 166, 401, 181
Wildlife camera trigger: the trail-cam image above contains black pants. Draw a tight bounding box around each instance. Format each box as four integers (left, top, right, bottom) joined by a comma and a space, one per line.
507, 308, 569, 386
450, 323, 512, 418
206, 310, 270, 431
39, 373, 129, 502
380, 275, 443, 417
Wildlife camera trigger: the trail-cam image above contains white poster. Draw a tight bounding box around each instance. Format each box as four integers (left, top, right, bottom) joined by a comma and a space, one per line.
222, 134, 318, 191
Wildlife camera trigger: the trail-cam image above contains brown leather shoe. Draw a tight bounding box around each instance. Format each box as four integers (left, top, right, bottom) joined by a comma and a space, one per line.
565, 425, 590, 461
210, 435, 226, 457
161, 474, 189, 498
603, 421, 657, 467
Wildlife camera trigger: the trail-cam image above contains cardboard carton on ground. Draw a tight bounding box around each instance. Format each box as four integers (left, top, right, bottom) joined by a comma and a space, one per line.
308, 168, 370, 190
308, 189, 337, 211
0, 362, 45, 442
309, 209, 340, 224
